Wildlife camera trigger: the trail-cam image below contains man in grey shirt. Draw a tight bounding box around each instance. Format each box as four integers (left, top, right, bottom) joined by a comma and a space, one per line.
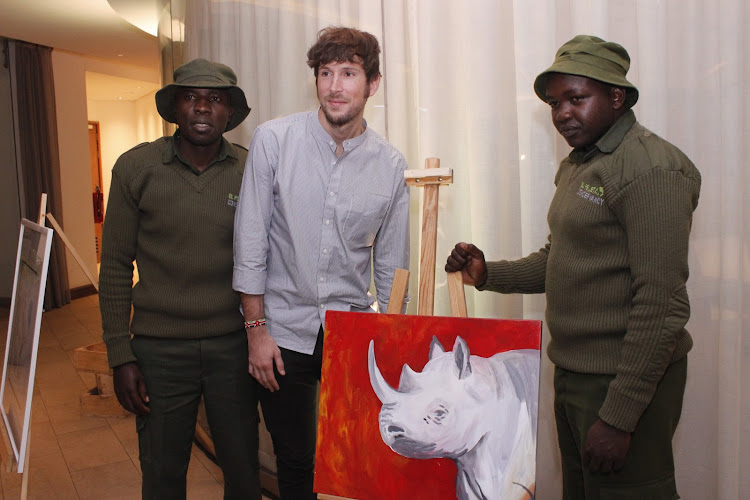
233, 26, 409, 499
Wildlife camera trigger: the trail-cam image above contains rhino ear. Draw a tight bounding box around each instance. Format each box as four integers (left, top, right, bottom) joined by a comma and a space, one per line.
453, 336, 472, 379
429, 336, 445, 359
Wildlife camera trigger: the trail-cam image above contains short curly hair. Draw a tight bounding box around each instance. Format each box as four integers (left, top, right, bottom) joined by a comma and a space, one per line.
306, 26, 381, 83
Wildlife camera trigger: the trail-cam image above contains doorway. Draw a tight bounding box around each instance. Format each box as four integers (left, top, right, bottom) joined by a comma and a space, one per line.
87, 122, 104, 263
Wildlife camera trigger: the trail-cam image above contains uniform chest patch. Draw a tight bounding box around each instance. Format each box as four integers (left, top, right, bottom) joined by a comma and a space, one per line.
577, 182, 604, 206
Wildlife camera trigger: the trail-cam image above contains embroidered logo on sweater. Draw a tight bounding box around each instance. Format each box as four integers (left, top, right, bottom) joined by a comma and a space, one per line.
577, 182, 604, 206
227, 193, 239, 208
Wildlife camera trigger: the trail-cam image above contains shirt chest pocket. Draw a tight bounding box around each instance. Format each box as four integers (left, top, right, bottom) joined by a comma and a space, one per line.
342, 192, 390, 248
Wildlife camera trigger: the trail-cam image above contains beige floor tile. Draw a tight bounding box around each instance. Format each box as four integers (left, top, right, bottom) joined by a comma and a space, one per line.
121, 439, 140, 474
30, 393, 49, 424
106, 416, 140, 471
105, 415, 135, 442
186, 453, 223, 500
35, 363, 85, 389
37, 380, 87, 410
45, 399, 109, 435
76, 316, 103, 337
0, 468, 22, 499
37, 324, 61, 350
27, 450, 79, 500
70, 459, 140, 500
57, 426, 129, 472
186, 478, 224, 500
34, 342, 67, 360
192, 445, 224, 484
53, 327, 99, 352
29, 420, 60, 459
187, 449, 219, 482
35, 347, 86, 388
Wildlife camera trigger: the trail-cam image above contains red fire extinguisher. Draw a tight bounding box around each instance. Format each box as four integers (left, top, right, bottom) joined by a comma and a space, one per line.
93, 186, 104, 223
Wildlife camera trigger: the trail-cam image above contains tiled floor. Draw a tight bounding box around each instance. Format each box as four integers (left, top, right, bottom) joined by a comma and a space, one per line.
0, 295, 272, 499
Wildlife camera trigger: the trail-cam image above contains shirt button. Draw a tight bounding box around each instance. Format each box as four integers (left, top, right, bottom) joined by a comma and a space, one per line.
320, 304, 325, 309
325, 219, 330, 225
319, 277, 325, 282
329, 192, 335, 197
322, 248, 328, 254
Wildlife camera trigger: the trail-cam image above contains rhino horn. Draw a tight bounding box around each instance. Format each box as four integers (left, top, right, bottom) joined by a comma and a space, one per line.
368, 340, 400, 404
453, 336, 472, 379
398, 364, 420, 392
429, 336, 446, 359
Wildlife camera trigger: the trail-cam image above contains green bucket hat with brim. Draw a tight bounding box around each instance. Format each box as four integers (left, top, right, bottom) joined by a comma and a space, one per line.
534, 35, 639, 109
155, 58, 251, 131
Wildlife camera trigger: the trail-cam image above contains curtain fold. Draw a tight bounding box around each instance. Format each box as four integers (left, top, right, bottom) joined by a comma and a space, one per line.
11, 40, 70, 309
181, 1, 748, 497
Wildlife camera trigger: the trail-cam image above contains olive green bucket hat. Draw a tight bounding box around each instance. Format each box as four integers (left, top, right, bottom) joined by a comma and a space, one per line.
534, 35, 639, 109
155, 58, 251, 131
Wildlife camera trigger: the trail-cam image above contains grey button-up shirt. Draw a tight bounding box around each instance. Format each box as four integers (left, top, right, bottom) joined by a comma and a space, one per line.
233, 111, 410, 354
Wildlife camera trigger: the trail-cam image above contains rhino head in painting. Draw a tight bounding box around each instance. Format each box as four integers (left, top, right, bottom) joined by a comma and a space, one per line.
368, 336, 539, 500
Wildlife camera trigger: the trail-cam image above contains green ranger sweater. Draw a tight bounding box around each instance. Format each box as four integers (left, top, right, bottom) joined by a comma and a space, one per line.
99, 133, 247, 368
480, 110, 701, 432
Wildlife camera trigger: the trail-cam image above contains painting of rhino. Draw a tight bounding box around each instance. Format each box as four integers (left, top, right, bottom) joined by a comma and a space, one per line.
368, 335, 539, 500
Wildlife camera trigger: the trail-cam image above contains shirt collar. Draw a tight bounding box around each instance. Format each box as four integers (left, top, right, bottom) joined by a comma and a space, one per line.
569, 109, 636, 163
309, 109, 370, 154
162, 130, 238, 174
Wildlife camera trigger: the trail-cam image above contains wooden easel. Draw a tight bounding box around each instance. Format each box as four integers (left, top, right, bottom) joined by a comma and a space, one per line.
385, 157, 465, 316
318, 157, 464, 500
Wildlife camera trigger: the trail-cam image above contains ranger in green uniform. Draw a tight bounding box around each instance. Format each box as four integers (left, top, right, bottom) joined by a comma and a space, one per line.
446, 35, 701, 499
99, 58, 260, 500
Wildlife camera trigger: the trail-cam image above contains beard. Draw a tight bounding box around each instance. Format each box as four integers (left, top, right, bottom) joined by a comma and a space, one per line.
321, 102, 361, 127
320, 83, 371, 127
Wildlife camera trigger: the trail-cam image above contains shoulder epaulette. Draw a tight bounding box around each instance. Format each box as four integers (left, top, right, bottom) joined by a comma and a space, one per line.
129, 141, 151, 151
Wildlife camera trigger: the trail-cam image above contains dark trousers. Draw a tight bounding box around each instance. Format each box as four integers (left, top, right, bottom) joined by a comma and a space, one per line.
132, 331, 261, 500
554, 357, 687, 500
259, 327, 324, 500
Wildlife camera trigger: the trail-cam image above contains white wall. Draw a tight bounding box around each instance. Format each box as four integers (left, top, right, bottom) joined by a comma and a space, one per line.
51, 51, 96, 289
135, 90, 162, 144
50, 50, 159, 289
87, 93, 161, 218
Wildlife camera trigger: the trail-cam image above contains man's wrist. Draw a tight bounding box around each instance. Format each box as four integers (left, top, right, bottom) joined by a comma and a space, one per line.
476, 271, 488, 288
244, 318, 267, 329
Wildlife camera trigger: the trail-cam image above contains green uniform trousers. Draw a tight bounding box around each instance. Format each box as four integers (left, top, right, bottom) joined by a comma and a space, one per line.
132, 330, 260, 500
554, 357, 687, 500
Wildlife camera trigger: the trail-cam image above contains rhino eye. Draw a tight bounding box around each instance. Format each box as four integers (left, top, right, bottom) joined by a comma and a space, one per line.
425, 404, 449, 424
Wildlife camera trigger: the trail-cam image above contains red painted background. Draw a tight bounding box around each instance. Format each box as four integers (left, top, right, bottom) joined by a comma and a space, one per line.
314, 311, 542, 500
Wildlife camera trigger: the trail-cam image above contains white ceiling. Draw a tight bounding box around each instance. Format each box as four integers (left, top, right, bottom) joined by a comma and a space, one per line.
85, 71, 161, 102
0, 0, 162, 101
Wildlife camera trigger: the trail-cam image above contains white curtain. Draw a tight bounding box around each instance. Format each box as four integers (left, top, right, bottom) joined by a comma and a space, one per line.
180, 1, 749, 498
